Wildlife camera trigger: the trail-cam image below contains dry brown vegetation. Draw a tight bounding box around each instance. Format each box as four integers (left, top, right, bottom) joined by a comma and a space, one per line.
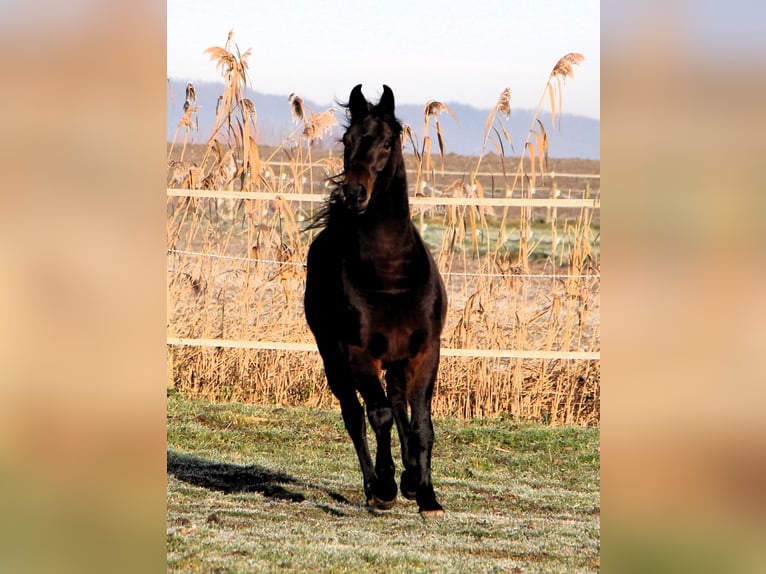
167, 36, 599, 424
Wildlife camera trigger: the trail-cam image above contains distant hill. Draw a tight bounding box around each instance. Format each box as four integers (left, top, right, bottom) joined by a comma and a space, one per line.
167, 80, 599, 160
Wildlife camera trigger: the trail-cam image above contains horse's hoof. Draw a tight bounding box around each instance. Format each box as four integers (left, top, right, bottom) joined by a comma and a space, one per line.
417, 494, 444, 517
419, 508, 445, 519
367, 495, 397, 511
400, 471, 417, 500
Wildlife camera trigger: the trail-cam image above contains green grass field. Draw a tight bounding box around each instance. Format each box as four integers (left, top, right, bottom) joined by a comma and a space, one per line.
167, 392, 600, 572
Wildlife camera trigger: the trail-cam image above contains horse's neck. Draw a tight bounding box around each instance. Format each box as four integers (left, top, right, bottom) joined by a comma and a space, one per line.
351, 220, 422, 291
360, 218, 416, 252
368, 161, 410, 220
361, 175, 413, 245
355, 199, 421, 273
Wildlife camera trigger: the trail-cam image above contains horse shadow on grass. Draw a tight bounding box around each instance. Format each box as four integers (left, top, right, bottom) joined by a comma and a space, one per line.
167, 450, 352, 513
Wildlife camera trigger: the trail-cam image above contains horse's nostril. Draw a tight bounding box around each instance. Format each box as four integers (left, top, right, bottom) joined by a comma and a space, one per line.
346, 183, 367, 204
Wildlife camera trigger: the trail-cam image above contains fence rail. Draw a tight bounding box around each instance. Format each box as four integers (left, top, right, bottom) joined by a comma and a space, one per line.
166, 337, 600, 361
167, 188, 600, 209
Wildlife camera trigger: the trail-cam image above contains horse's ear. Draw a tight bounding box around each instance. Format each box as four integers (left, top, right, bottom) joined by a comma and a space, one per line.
379, 85, 395, 115
348, 84, 368, 120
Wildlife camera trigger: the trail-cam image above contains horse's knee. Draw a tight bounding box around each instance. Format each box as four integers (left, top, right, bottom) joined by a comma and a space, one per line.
336, 397, 365, 434
367, 404, 393, 431
410, 412, 434, 441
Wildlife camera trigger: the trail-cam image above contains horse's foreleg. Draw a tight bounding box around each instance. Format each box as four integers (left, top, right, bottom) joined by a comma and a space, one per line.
385, 366, 411, 478
403, 347, 444, 516
318, 347, 377, 507
361, 392, 398, 509
335, 381, 378, 501
350, 348, 398, 509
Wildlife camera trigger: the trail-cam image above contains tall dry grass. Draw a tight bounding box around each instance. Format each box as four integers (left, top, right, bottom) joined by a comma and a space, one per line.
167, 36, 599, 424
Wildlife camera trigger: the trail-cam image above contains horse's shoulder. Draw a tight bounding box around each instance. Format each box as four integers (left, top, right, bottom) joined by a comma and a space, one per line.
307, 227, 339, 258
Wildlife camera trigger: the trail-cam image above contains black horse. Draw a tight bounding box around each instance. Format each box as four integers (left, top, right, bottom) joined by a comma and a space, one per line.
304, 84, 447, 516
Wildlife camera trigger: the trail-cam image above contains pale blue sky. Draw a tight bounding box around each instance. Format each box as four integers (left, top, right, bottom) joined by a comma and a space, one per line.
168, 0, 600, 118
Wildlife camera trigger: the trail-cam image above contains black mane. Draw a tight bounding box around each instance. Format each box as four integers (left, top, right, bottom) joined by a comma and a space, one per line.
304, 184, 345, 231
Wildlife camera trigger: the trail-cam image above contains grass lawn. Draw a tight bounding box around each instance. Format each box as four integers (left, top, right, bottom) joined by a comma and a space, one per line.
167, 392, 599, 573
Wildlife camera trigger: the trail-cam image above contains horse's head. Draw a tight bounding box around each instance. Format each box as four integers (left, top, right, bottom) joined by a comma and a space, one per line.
340, 84, 402, 214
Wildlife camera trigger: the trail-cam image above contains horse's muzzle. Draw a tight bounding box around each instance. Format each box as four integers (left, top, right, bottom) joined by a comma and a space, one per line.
343, 182, 370, 213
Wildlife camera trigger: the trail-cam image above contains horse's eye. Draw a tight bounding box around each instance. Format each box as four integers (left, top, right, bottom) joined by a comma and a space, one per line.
383, 140, 392, 150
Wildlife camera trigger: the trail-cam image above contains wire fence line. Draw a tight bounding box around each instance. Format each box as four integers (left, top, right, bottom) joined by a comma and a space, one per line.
167, 248, 600, 281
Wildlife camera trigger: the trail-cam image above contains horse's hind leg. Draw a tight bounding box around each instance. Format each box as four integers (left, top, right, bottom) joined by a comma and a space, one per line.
402, 346, 444, 516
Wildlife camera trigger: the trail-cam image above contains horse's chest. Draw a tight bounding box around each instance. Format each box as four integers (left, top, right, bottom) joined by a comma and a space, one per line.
359, 304, 426, 362
341, 268, 432, 361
